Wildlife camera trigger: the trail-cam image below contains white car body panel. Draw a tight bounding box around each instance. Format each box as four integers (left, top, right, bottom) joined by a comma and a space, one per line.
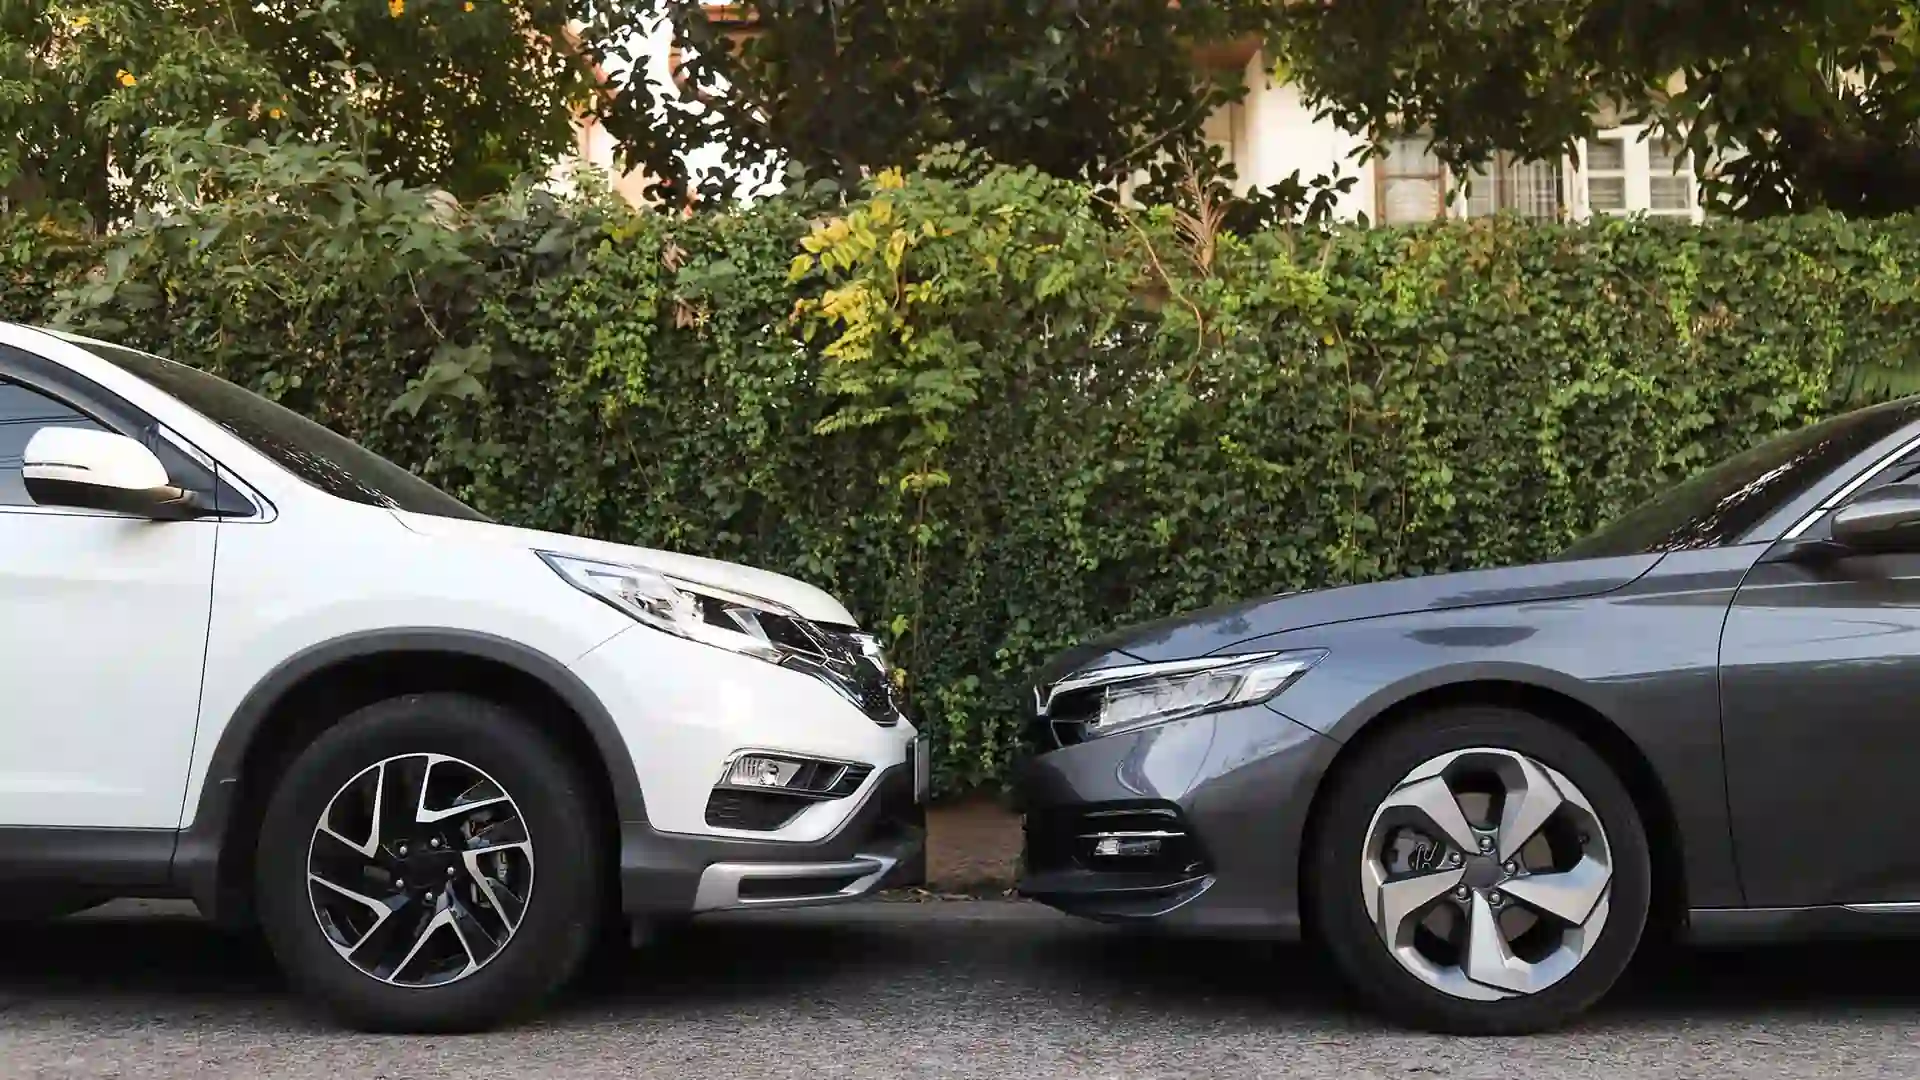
0, 322, 916, 850
0, 505, 215, 826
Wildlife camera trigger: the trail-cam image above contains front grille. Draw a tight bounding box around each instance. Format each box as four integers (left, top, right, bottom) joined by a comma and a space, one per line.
1032, 685, 1099, 748
690, 593, 904, 727
783, 627, 905, 727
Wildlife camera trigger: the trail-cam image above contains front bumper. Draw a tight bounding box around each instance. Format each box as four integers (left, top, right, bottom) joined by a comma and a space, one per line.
1015, 701, 1339, 938
619, 758, 926, 913
570, 619, 927, 914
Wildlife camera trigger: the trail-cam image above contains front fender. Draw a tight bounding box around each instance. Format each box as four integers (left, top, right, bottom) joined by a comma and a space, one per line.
1234, 545, 1759, 909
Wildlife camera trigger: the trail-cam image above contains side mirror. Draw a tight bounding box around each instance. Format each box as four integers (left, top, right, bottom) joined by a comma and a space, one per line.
1830, 482, 1920, 554
22, 427, 210, 520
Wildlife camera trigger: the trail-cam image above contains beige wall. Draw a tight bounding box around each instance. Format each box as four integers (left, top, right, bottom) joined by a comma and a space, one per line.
1211, 50, 1705, 223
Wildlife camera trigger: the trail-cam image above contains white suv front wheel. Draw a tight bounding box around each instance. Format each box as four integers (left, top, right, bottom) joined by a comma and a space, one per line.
254, 693, 605, 1032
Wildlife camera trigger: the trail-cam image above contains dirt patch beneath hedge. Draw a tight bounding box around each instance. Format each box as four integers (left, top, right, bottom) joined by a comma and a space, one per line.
922, 793, 1022, 896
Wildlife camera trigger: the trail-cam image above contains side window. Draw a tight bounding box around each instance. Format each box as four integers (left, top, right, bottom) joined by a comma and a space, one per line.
0, 378, 110, 507
1867, 446, 1920, 491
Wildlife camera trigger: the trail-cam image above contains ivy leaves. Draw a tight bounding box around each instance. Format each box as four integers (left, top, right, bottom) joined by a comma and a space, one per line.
12, 163, 1910, 792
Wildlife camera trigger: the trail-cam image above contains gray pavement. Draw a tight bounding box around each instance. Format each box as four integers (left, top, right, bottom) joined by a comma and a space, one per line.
2, 899, 1919, 1078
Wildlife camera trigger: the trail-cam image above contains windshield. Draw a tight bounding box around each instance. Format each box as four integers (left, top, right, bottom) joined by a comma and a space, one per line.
73, 337, 487, 522
1562, 398, 1920, 560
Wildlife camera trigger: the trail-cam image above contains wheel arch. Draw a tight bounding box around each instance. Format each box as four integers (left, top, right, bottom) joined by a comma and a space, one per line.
172, 628, 644, 925
1297, 677, 1689, 943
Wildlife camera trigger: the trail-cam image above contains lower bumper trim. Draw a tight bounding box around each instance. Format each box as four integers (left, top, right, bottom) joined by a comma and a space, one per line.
618, 759, 925, 914
692, 855, 897, 912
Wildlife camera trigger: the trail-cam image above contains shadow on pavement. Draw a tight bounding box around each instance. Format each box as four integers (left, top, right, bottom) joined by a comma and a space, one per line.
1, 903, 1918, 1026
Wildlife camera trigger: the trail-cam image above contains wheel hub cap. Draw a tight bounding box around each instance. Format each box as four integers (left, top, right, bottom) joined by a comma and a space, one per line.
305, 752, 535, 988
1360, 746, 1613, 1002
1460, 854, 1505, 890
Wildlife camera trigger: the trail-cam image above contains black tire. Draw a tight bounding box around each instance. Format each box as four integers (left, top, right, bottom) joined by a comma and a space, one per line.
254, 693, 606, 1033
1305, 705, 1651, 1035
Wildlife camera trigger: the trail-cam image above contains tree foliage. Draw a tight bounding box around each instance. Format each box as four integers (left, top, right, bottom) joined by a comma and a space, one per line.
0, 0, 599, 225
9, 160, 1917, 788
1268, 0, 1920, 218
585, 0, 1280, 203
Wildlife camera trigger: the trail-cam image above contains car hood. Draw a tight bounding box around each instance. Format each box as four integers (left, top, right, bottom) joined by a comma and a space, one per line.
1040, 552, 1664, 677
392, 511, 859, 626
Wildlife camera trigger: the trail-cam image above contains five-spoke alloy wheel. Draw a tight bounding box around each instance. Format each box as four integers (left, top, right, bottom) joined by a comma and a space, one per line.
256, 693, 605, 1033
1308, 706, 1651, 1035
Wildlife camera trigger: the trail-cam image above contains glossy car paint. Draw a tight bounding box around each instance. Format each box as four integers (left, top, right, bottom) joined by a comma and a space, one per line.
1020, 399, 1920, 943
0, 322, 923, 919
1722, 540, 1920, 908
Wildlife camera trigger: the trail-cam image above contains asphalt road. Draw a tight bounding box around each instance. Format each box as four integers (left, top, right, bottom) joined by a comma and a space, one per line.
3, 899, 1920, 1079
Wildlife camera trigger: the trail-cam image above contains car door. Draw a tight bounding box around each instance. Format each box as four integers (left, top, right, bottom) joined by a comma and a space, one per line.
1720, 443, 1920, 908
0, 363, 217, 829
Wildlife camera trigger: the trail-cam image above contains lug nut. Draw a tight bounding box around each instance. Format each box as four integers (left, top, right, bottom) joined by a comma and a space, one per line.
1478, 836, 1494, 853
430, 837, 442, 849
447, 866, 457, 877
1452, 886, 1469, 901
424, 891, 435, 903
1503, 860, 1517, 874
394, 879, 405, 889
1448, 852, 1463, 867
397, 843, 408, 856
1488, 890, 1504, 906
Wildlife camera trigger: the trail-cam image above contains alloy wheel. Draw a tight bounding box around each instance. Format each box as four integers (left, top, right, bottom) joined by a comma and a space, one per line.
306, 752, 534, 987
1359, 746, 1613, 1001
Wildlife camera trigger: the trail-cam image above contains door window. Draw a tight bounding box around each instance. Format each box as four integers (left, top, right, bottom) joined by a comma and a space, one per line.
0, 379, 109, 507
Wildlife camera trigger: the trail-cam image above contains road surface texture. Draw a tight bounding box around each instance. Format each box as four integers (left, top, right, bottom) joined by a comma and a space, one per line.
3, 899, 1919, 1079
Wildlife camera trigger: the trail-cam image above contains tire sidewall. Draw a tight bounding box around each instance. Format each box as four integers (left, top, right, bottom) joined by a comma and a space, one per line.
255, 693, 603, 1031
1308, 706, 1652, 1034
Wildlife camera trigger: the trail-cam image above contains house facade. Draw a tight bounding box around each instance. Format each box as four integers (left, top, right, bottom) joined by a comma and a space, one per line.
578, 11, 1708, 221
1200, 48, 1706, 224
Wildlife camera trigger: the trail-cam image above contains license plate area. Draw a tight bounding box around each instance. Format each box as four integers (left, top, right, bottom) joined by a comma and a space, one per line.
911, 735, 931, 803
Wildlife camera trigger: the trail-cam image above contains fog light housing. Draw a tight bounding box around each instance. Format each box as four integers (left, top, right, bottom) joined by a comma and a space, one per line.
1092, 835, 1164, 858
706, 752, 874, 831
727, 755, 804, 789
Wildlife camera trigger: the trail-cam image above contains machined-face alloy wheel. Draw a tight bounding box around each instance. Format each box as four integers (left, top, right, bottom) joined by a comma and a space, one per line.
306, 752, 534, 988
1360, 746, 1612, 1002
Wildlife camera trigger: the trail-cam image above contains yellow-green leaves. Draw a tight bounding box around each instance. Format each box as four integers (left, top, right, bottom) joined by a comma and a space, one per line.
11, 163, 1912, 796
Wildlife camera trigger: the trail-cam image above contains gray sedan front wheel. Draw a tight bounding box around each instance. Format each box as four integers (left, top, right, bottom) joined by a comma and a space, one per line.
1308, 706, 1651, 1034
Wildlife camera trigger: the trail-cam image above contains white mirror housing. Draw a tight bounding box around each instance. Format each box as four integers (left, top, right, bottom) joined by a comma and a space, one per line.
22, 427, 204, 519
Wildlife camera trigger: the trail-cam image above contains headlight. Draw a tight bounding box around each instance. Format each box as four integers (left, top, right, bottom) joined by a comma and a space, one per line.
539, 552, 796, 664
1036, 650, 1326, 739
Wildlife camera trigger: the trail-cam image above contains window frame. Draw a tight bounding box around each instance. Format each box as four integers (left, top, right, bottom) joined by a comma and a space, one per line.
1461, 151, 1568, 220
1373, 134, 1448, 224
1374, 137, 1569, 223
1373, 125, 1707, 225
1781, 425, 1920, 544
1577, 125, 1704, 221
0, 375, 114, 512
0, 342, 259, 520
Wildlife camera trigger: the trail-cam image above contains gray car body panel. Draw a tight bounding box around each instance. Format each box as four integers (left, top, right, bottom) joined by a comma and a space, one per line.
1238, 545, 1763, 912
1039, 553, 1666, 674
1019, 547, 1757, 934
1020, 405, 1920, 943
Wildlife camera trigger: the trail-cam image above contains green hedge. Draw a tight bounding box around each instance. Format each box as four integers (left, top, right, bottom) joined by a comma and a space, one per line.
8, 160, 1920, 792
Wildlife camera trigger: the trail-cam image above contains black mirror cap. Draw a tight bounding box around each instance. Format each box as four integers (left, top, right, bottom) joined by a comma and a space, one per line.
22, 475, 212, 521
1831, 484, 1920, 553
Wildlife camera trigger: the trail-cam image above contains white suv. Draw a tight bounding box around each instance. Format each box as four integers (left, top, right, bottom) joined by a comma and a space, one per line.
0, 323, 927, 1030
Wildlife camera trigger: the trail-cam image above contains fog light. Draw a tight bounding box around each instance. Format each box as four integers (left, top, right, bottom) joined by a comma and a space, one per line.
1091, 834, 1164, 858
726, 755, 802, 789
